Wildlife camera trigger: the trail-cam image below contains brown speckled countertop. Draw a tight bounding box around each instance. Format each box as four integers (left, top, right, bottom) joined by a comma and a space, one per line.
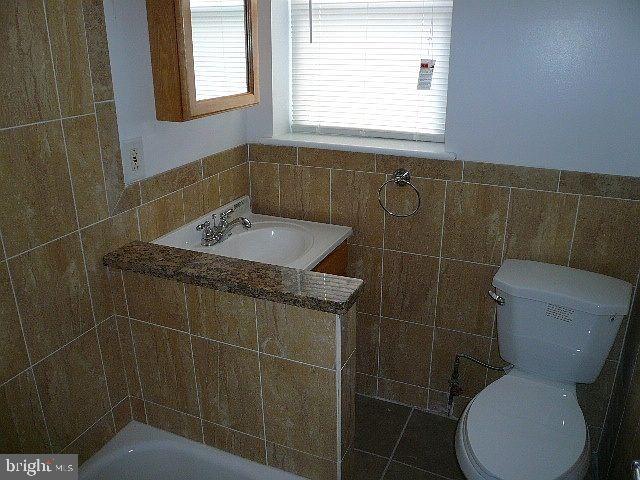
103, 241, 363, 314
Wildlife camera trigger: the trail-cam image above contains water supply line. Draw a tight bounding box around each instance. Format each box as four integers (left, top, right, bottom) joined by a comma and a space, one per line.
446, 289, 515, 416
447, 354, 511, 416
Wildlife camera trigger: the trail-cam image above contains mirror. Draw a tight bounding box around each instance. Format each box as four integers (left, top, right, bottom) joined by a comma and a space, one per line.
146, 0, 259, 122
190, 0, 249, 100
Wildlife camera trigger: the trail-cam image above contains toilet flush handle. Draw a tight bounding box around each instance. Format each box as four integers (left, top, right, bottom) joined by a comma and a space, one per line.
488, 290, 505, 305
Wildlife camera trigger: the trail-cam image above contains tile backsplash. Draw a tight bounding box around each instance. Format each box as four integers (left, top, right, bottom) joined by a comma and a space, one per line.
248, 143, 640, 453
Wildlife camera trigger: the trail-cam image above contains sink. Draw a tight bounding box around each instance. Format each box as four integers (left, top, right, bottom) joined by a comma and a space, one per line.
154, 196, 351, 270
213, 221, 314, 266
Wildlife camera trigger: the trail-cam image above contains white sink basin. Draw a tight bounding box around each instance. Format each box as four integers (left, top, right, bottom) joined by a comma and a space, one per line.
213, 221, 314, 266
154, 197, 351, 270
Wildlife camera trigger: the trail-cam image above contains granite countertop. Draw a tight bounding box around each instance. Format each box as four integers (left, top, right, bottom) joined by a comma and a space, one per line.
103, 241, 364, 315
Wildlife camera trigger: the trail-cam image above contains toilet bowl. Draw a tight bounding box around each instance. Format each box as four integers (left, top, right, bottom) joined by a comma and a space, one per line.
455, 370, 589, 480
452, 260, 633, 480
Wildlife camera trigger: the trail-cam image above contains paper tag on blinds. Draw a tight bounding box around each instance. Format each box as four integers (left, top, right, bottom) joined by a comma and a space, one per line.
417, 59, 435, 90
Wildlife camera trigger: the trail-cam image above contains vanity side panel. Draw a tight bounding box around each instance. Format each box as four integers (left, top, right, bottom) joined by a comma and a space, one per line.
312, 242, 348, 276
145, 0, 185, 121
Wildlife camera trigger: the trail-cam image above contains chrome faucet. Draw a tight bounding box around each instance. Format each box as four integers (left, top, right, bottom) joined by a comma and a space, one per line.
195, 208, 251, 246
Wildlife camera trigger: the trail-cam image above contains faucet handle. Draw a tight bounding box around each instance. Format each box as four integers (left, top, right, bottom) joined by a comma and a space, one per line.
195, 220, 210, 231
220, 208, 234, 222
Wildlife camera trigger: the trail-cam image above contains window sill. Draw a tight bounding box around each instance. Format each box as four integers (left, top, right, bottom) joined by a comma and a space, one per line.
258, 133, 457, 161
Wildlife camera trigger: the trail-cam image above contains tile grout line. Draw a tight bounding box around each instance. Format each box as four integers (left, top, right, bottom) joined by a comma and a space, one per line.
40, 0, 63, 121
380, 407, 415, 478
376, 174, 388, 394
567, 194, 582, 266
3, 228, 82, 263
390, 459, 455, 480
183, 284, 205, 443
60, 400, 124, 453
329, 168, 333, 224
111, 310, 134, 420
356, 312, 498, 340
500, 187, 512, 264
127, 316, 341, 372
357, 391, 463, 423
135, 207, 142, 240
0, 117, 60, 132
0, 229, 54, 452
0, 317, 113, 391
78, 0, 112, 215
253, 300, 270, 465
426, 179, 448, 405
346, 241, 502, 268
93, 107, 115, 220
121, 271, 148, 423
489, 185, 513, 386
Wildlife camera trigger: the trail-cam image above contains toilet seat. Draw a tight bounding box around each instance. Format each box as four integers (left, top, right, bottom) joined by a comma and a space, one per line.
458, 370, 588, 480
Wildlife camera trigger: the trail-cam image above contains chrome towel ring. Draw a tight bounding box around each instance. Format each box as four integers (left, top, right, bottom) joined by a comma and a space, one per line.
377, 168, 421, 218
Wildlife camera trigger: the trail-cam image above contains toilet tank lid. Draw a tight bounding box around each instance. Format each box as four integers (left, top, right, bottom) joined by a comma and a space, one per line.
493, 260, 632, 315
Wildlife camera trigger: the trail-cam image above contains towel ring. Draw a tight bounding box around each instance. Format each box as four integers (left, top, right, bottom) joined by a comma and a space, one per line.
378, 169, 421, 218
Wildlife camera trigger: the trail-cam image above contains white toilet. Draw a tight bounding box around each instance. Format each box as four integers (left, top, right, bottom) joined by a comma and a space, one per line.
455, 260, 633, 480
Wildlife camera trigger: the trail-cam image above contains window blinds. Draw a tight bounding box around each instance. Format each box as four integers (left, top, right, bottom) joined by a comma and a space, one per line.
190, 0, 248, 101
290, 0, 453, 142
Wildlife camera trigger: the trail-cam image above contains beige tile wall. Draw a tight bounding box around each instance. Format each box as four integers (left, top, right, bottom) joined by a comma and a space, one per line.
248, 143, 640, 452
112, 271, 356, 480
0, 0, 250, 462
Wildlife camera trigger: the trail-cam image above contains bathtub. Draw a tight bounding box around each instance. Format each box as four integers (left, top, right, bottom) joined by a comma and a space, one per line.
80, 422, 303, 480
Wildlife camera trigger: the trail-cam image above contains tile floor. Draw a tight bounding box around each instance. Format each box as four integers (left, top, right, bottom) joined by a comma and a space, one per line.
349, 394, 464, 480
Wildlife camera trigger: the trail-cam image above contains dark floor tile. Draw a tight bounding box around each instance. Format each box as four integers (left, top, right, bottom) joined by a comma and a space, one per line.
393, 410, 463, 479
345, 449, 388, 480
383, 462, 444, 480
355, 395, 411, 457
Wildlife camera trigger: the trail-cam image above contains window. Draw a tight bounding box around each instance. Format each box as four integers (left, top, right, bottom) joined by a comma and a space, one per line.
290, 0, 453, 142
191, 0, 249, 101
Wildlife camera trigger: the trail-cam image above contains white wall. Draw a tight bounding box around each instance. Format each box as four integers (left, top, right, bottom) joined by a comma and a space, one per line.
106, 0, 640, 178
255, 0, 640, 177
445, 0, 640, 176
245, 0, 291, 141
103, 0, 249, 181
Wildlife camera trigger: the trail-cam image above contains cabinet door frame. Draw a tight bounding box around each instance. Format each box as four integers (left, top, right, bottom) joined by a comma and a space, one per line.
148, 0, 260, 121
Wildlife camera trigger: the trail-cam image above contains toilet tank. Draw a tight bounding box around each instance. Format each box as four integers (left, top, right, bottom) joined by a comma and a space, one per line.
493, 260, 632, 384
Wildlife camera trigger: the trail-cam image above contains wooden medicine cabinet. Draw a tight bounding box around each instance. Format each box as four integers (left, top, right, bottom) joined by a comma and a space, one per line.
146, 0, 259, 121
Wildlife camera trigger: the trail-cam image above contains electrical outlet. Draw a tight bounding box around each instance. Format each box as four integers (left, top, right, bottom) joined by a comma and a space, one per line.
123, 137, 144, 182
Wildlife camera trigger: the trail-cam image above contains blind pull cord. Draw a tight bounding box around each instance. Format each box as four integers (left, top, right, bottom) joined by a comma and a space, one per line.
308, 0, 313, 43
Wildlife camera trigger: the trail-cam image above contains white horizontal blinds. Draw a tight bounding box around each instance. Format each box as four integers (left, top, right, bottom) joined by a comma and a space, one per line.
190, 0, 248, 101
290, 0, 453, 141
